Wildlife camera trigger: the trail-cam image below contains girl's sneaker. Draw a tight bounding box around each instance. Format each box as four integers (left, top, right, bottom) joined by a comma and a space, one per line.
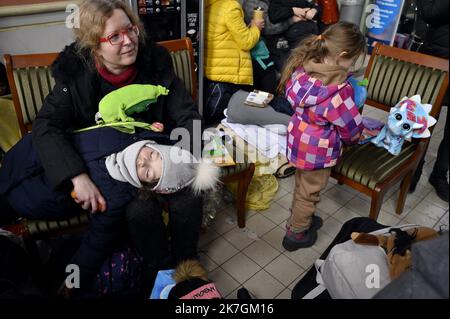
282, 216, 323, 251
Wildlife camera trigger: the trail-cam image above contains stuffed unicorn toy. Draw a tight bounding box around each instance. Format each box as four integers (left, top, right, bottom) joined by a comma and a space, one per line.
371, 95, 437, 156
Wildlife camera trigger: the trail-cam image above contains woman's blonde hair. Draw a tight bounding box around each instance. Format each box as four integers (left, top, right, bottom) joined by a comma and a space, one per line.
277, 21, 366, 93
74, 0, 146, 55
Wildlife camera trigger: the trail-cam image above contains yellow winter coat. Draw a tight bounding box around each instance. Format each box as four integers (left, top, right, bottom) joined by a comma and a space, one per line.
205, 0, 260, 85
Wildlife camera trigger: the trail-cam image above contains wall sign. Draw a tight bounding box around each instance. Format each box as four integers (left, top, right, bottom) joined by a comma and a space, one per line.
365, 0, 405, 52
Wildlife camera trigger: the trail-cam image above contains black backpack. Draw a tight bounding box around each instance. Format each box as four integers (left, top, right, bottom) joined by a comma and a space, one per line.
0, 235, 47, 298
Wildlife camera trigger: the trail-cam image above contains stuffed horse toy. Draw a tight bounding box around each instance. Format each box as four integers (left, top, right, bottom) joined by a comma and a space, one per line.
351, 227, 439, 280
371, 95, 437, 155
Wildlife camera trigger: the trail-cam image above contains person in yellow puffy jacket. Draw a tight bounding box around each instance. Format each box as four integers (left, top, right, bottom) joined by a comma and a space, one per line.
203, 0, 264, 124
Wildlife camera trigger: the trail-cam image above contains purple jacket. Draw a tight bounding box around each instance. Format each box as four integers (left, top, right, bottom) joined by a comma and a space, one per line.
285, 67, 363, 170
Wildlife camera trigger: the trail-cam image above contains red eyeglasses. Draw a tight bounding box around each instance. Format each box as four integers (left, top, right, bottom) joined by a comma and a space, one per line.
99, 25, 140, 45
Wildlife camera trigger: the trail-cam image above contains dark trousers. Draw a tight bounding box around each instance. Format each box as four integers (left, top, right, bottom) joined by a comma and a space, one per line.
270, 95, 294, 116
0, 194, 18, 225
284, 21, 320, 48
203, 79, 252, 125
265, 21, 324, 72
411, 107, 449, 187
252, 59, 277, 94
433, 110, 449, 174
125, 188, 203, 272
265, 35, 290, 72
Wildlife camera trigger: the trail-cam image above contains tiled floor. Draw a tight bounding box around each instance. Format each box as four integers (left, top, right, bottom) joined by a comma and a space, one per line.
199, 106, 449, 299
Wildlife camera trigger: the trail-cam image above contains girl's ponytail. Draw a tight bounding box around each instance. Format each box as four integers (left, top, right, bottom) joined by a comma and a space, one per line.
278, 22, 366, 94
277, 34, 330, 93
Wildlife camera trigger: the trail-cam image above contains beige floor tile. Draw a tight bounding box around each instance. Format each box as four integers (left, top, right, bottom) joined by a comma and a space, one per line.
321, 182, 335, 194
204, 109, 450, 301
356, 192, 371, 202
427, 142, 440, 155
225, 288, 240, 300
260, 202, 291, 226
384, 182, 401, 198
209, 267, 240, 298
198, 252, 219, 272
276, 192, 294, 210
377, 210, 402, 226
246, 213, 277, 237
264, 254, 305, 286
403, 192, 425, 208
315, 208, 331, 221
423, 159, 437, 171
357, 192, 392, 203
320, 217, 343, 238
423, 191, 449, 210
382, 195, 419, 216
415, 175, 433, 193
262, 226, 286, 252
242, 269, 285, 299
273, 187, 288, 202
395, 187, 426, 204
338, 184, 363, 196
228, 209, 249, 225
289, 268, 309, 290
439, 211, 449, 225
414, 200, 447, 221
221, 253, 261, 284
424, 151, 436, 164
223, 227, 259, 250
284, 247, 320, 270
325, 186, 356, 206
403, 209, 439, 228
199, 228, 221, 248
210, 210, 238, 235
345, 196, 371, 216
332, 207, 362, 224
246, 209, 259, 219
432, 133, 445, 146
204, 237, 239, 265
316, 195, 342, 215
278, 175, 295, 192
243, 239, 281, 267
275, 288, 292, 299
312, 230, 334, 254
434, 223, 449, 232
328, 177, 338, 184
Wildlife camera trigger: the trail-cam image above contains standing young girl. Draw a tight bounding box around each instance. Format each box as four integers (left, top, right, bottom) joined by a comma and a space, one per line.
278, 22, 366, 251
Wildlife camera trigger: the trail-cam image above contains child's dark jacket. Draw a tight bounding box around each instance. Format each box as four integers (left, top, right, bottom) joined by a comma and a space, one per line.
0, 128, 171, 285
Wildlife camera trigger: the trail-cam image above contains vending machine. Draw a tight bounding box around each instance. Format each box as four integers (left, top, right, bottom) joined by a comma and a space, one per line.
126, 0, 204, 113
185, 0, 201, 63
127, 0, 200, 64
135, 0, 184, 41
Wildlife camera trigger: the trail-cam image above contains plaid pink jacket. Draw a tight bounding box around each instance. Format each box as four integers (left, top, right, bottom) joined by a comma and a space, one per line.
285, 68, 363, 170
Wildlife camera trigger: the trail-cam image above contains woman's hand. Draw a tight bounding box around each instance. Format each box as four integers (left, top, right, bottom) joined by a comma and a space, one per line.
71, 173, 107, 213
250, 18, 265, 31
305, 8, 318, 20
292, 7, 307, 20
292, 15, 304, 23
251, 18, 265, 31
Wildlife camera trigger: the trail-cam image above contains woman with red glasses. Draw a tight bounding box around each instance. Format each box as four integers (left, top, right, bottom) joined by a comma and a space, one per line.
28, 0, 203, 297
